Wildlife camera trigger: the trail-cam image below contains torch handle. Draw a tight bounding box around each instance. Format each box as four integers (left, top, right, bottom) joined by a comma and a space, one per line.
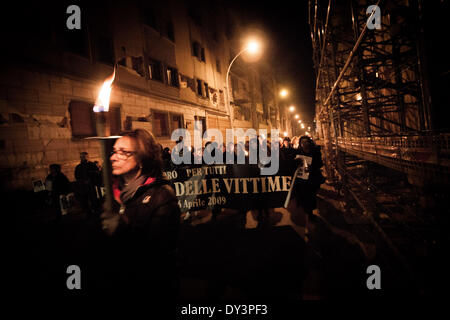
95, 112, 114, 212
99, 141, 114, 212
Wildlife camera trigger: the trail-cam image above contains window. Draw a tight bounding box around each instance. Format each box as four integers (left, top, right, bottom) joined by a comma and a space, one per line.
166, 66, 179, 87
195, 116, 207, 137
197, 79, 203, 96
204, 82, 209, 98
152, 110, 184, 137
152, 111, 169, 137
69, 101, 95, 137
216, 60, 221, 73
96, 35, 115, 66
69, 101, 121, 138
148, 58, 163, 82
192, 41, 206, 62
200, 48, 205, 62
171, 114, 183, 131
192, 41, 201, 58
167, 21, 175, 42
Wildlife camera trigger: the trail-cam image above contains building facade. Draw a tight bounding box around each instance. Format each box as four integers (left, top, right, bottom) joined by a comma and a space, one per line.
0, 0, 285, 190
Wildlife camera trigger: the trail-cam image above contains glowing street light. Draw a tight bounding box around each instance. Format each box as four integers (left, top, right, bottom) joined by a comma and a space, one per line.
226, 39, 262, 128
279, 89, 288, 98
301, 123, 305, 129
247, 40, 260, 54
308, 126, 311, 130
289, 106, 295, 112
298, 120, 301, 123
294, 114, 299, 119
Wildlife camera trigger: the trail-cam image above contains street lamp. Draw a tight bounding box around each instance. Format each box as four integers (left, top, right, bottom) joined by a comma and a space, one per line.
294, 114, 299, 119
226, 40, 261, 128
279, 89, 288, 98
288, 105, 295, 112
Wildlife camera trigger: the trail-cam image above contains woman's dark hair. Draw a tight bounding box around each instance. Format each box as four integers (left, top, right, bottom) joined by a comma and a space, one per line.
119, 129, 163, 177
299, 135, 316, 147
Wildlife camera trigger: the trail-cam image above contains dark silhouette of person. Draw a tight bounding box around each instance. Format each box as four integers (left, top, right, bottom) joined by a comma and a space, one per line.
162, 147, 173, 170
45, 164, 71, 220
74, 152, 101, 218
292, 136, 325, 216
280, 136, 295, 160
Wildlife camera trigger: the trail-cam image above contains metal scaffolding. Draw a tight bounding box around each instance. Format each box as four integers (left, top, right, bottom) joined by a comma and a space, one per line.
309, 1, 449, 285
309, 0, 449, 186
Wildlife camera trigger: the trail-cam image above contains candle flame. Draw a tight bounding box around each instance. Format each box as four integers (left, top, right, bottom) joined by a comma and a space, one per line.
93, 68, 116, 112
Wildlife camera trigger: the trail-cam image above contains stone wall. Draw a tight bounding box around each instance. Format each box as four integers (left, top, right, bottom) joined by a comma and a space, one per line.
0, 67, 208, 190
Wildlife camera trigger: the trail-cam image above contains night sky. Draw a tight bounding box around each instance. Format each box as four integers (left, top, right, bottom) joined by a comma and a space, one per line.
227, 0, 316, 124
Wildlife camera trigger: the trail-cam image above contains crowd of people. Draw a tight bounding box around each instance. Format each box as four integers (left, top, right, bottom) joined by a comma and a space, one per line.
44, 132, 325, 222
158, 134, 325, 224
44, 151, 103, 220
41, 129, 325, 299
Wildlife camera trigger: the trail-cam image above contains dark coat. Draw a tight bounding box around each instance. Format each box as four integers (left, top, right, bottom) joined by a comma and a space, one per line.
45, 172, 71, 208
100, 176, 181, 297
293, 146, 325, 213
74, 160, 100, 185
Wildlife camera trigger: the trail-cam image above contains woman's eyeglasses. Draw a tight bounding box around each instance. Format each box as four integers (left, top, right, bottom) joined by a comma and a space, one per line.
110, 149, 137, 160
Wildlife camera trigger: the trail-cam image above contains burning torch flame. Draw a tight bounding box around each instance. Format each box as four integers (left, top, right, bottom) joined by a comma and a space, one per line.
93, 68, 116, 112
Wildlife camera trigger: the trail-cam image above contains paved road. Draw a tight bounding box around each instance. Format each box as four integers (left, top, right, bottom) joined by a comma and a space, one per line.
12, 185, 441, 301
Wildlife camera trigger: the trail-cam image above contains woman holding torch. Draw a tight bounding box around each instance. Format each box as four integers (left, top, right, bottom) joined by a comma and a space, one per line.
100, 129, 181, 299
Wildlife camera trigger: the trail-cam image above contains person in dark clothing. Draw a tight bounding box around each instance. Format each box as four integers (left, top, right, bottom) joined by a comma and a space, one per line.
280, 136, 295, 160
292, 135, 325, 215
100, 129, 181, 300
162, 146, 173, 170
74, 152, 101, 217
45, 164, 71, 219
